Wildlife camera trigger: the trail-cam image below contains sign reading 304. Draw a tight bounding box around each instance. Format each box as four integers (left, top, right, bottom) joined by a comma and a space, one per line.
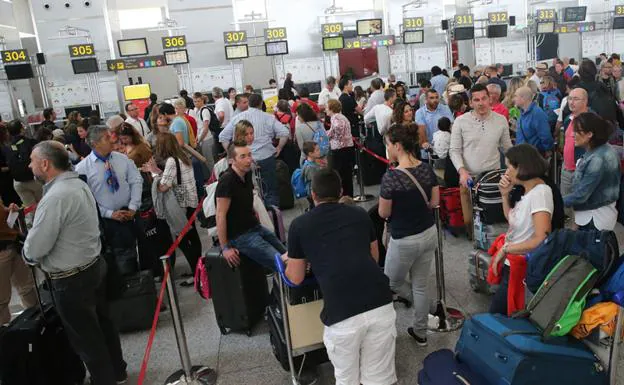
1, 49, 29, 64
162, 36, 186, 50
69, 44, 95, 58
264, 27, 287, 41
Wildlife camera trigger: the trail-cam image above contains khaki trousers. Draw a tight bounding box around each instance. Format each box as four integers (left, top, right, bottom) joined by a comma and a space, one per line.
0, 246, 37, 324
460, 185, 474, 238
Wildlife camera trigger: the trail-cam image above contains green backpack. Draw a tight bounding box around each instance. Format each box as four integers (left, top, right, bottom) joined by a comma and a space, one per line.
516, 255, 598, 338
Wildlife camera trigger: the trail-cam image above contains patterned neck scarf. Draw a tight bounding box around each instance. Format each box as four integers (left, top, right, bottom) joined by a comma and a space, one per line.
93, 151, 119, 193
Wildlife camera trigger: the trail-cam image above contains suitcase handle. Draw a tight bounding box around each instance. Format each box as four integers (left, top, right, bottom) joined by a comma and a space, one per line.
494, 352, 508, 363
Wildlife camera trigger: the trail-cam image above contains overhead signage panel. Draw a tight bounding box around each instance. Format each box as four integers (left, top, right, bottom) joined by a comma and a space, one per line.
106, 55, 166, 71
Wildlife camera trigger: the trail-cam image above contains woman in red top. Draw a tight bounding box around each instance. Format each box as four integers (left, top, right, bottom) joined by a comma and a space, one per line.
326, 99, 355, 197
274, 100, 295, 138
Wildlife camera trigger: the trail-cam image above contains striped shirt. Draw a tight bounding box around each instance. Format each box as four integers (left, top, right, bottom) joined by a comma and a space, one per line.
219, 107, 290, 161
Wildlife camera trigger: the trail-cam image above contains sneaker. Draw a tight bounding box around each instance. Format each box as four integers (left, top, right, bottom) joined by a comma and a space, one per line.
407, 327, 427, 346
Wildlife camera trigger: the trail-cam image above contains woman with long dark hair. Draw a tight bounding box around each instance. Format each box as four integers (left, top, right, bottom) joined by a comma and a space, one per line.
378, 123, 439, 346
391, 100, 414, 125
144, 132, 201, 286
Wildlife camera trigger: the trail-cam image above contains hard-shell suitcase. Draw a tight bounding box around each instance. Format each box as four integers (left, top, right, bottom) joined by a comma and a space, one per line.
468, 249, 499, 295
418, 349, 488, 385
456, 313, 607, 385
109, 270, 157, 332
360, 122, 387, 186
267, 205, 286, 244
204, 248, 268, 336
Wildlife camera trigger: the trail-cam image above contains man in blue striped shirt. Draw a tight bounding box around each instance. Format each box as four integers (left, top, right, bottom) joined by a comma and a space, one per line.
219, 94, 289, 207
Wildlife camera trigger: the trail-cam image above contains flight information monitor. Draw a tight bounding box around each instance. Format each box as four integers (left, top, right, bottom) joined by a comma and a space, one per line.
563, 7, 587, 22
403, 30, 424, 44
454, 27, 475, 41
164, 49, 189, 65
118, 38, 148, 57
265, 41, 289, 56
322, 36, 344, 51
71, 58, 99, 74
225, 44, 249, 60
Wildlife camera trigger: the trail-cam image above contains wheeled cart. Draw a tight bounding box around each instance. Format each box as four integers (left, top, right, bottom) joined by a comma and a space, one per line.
270, 255, 328, 385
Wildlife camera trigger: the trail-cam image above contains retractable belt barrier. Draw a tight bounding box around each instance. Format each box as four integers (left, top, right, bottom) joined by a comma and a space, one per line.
138, 197, 216, 385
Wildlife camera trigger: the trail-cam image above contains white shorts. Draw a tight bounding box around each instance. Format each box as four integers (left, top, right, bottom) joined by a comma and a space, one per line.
323, 303, 397, 385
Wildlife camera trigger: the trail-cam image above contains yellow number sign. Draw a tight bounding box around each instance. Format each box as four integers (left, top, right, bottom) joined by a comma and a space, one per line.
1, 49, 28, 64
223, 31, 247, 44
162, 36, 186, 49
454, 14, 474, 26
69, 44, 95, 58
537, 9, 556, 21
403, 17, 425, 30
321, 23, 343, 36
616, 5, 624, 16
265, 27, 287, 41
488, 12, 508, 24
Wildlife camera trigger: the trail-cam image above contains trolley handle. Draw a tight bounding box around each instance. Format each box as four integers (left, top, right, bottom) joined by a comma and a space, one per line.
274, 253, 317, 288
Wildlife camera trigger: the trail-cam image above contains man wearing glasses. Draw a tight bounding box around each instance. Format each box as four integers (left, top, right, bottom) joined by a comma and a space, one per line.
124, 103, 149, 137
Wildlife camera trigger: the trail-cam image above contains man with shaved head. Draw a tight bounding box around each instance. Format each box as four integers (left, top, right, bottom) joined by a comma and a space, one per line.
487, 83, 509, 122
24, 140, 128, 385
561, 88, 589, 201
514, 86, 554, 153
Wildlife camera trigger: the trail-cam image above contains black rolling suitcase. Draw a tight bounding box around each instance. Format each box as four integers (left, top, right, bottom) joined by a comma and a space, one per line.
204, 248, 269, 336
276, 159, 295, 209
108, 270, 157, 332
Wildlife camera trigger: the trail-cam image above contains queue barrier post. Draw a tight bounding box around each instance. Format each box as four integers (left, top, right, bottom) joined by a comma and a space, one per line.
428, 206, 465, 333
353, 130, 375, 203
161, 256, 217, 385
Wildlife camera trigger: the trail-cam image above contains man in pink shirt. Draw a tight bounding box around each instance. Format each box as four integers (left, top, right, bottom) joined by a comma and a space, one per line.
487, 83, 509, 122
561, 88, 589, 217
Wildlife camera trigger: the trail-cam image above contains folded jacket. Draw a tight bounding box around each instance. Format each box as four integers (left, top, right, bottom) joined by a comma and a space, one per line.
487, 233, 528, 316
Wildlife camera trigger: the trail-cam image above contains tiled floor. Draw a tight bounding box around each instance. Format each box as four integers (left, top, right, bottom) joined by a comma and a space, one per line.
9, 185, 624, 384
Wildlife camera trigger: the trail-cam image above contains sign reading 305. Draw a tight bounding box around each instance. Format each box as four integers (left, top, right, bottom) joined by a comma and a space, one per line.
69, 44, 95, 58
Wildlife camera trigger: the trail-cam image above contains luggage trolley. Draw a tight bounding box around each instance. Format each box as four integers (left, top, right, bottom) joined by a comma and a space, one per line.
582, 291, 624, 385
271, 255, 328, 385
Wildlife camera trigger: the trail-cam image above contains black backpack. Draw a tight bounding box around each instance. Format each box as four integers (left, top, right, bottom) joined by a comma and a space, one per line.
201, 106, 222, 135
4, 138, 35, 182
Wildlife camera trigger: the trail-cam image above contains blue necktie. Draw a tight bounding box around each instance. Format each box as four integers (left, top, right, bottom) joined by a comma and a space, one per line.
94, 152, 120, 193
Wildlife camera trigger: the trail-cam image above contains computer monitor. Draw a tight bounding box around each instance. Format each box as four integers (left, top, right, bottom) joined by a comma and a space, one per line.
487, 25, 508, 38
164, 49, 189, 65
454, 27, 475, 41
322, 36, 344, 51
225, 44, 249, 60
265, 41, 289, 56
563, 6, 587, 22
356, 19, 383, 36
537, 21, 555, 34
403, 30, 424, 44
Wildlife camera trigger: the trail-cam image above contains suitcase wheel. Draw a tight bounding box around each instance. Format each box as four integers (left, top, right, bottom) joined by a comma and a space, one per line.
219, 325, 230, 335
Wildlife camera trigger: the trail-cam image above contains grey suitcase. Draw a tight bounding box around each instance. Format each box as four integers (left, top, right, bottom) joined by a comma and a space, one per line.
468, 249, 499, 295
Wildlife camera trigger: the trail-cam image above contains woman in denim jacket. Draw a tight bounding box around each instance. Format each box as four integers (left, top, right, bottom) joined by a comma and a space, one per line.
563, 112, 621, 231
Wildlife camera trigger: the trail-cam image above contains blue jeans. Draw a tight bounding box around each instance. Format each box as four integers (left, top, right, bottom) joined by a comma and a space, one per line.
257, 156, 279, 207
489, 265, 510, 315
230, 225, 286, 271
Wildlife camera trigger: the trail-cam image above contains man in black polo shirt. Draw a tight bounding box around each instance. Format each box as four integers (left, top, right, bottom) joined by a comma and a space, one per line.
338, 76, 362, 137
283, 169, 396, 385
215, 141, 285, 270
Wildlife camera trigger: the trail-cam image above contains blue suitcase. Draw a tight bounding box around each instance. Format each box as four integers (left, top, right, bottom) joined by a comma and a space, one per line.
418, 349, 488, 385
456, 313, 607, 385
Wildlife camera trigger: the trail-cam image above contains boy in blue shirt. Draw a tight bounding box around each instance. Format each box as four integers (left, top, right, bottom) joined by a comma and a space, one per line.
302, 141, 325, 210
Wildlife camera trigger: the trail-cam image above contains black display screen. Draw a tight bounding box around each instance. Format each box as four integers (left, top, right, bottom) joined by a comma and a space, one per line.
487, 24, 508, 38
71, 58, 99, 74
4, 63, 34, 80
454, 27, 475, 41
563, 7, 587, 22
614, 17, 624, 30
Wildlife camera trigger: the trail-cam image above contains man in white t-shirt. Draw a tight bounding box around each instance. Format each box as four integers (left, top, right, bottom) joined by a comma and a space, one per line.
363, 88, 396, 136
191, 92, 215, 167
124, 103, 149, 137
213, 87, 233, 128
318, 76, 342, 111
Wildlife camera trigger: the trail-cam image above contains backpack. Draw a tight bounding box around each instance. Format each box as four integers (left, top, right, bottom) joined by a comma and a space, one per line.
539, 90, 561, 125
515, 255, 598, 338
201, 106, 222, 135
525, 229, 620, 293
305, 122, 329, 157
4, 138, 35, 182
194, 256, 211, 300
290, 168, 307, 199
